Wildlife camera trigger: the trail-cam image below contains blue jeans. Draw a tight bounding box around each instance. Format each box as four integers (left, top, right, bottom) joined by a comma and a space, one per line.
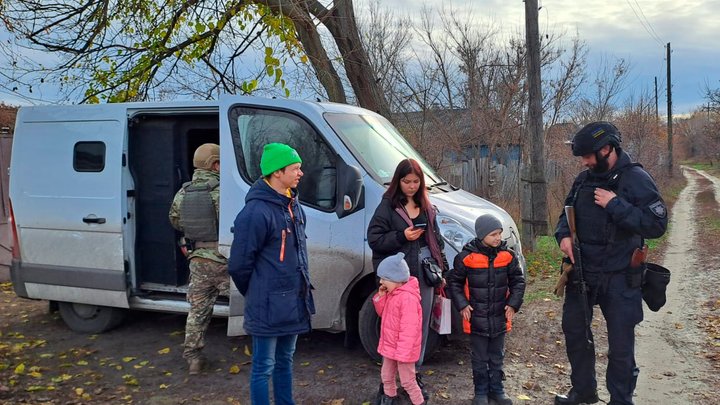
250, 334, 298, 405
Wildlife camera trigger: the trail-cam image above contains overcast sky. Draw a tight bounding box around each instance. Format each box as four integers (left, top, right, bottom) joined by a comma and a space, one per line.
389, 0, 719, 115
1, 0, 718, 116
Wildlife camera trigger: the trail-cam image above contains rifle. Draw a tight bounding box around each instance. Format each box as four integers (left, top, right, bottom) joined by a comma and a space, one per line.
565, 205, 594, 349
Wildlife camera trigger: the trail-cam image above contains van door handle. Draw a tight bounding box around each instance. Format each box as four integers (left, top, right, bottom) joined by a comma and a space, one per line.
83, 216, 106, 224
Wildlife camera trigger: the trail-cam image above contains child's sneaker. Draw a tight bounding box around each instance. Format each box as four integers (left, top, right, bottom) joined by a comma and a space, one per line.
472, 395, 489, 405
488, 392, 513, 405
416, 372, 429, 400
378, 394, 398, 405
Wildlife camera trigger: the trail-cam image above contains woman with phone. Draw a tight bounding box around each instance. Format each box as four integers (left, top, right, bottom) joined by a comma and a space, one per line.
367, 158, 449, 400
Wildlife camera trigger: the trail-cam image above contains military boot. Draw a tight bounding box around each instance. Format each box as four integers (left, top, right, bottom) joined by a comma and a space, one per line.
554, 389, 599, 405
188, 357, 203, 375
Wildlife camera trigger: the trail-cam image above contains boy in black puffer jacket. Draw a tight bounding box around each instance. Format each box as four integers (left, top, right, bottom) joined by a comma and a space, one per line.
447, 214, 526, 405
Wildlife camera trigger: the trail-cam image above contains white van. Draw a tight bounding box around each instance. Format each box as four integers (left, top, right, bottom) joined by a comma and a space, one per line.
8, 95, 525, 359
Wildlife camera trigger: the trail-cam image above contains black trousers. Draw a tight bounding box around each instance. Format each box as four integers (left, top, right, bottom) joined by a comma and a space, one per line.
470, 333, 506, 395
562, 271, 643, 405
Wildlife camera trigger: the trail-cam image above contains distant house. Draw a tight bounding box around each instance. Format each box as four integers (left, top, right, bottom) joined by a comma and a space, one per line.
392, 108, 522, 166
392, 108, 523, 199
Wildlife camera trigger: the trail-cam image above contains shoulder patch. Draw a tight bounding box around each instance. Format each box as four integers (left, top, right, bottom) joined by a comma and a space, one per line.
649, 200, 667, 218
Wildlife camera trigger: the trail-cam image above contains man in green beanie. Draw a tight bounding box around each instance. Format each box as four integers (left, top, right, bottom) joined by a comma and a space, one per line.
229, 143, 314, 404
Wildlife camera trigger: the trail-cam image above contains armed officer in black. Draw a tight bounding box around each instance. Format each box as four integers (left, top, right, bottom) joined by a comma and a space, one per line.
553, 122, 668, 405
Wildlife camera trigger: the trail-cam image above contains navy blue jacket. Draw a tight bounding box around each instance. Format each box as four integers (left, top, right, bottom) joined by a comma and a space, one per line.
228, 179, 314, 336
554, 150, 668, 272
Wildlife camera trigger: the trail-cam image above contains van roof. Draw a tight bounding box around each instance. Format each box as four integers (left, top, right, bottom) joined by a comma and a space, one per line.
17, 95, 378, 121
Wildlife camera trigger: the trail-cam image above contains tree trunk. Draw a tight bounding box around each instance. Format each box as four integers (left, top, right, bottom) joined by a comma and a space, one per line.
321, 0, 392, 118
263, 0, 391, 117
261, 0, 346, 103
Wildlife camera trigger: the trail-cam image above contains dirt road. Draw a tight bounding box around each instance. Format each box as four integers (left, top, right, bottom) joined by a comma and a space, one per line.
1, 167, 719, 404
634, 167, 716, 404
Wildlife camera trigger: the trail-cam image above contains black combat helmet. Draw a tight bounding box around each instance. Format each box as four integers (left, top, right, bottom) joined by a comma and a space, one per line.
567, 121, 622, 156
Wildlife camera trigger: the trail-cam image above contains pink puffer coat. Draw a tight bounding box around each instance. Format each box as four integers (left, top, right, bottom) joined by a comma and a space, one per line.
373, 276, 423, 363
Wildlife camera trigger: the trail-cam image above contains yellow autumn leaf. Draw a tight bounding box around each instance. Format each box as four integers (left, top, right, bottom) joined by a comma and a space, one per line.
29, 371, 42, 378
229, 365, 240, 374
157, 347, 171, 354
14, 363, 25, 375
75, 387, 84, 396
122, 357, 136, 363
244, 345, 252, 357
300, 362, 310, 366
517, 394, 532, 400
25, 385, 45, 392
51, 374, 73, 383
76, 360, 88, 366
39, 353, 54, 358
159, 383, 170, 389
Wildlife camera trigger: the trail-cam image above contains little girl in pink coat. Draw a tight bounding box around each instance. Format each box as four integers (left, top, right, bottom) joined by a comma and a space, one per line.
373, 252, 425, 405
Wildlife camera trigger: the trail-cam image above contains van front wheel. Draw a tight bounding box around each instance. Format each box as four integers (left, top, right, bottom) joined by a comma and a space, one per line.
358, 292, 442, 363
58, 302, 126, 334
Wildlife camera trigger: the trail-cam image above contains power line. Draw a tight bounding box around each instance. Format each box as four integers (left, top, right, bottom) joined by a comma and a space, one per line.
632, 0, 663, 44
624, 0, 664, 46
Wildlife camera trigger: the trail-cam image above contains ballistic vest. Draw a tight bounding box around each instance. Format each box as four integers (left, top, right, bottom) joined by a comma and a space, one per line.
573, 162, 642, 271
179, 178, 219, 242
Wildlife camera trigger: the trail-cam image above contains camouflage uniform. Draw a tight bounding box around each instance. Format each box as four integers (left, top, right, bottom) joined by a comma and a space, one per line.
169, 168, 229, 361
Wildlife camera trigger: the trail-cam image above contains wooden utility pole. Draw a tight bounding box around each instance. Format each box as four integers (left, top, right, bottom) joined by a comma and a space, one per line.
520, 0, 548, 250
666, 42, 673, 175
654, 77, 659, 125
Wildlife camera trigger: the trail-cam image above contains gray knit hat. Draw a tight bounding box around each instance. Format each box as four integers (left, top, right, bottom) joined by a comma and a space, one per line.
377, 252, 410, 283
475, 214, 503, 239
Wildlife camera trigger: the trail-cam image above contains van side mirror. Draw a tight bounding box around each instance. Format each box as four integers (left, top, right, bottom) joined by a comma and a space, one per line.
335, 160, 364, 218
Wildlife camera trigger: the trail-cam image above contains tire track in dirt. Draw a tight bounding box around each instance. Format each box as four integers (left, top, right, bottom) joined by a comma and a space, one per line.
634, 167, 714, 404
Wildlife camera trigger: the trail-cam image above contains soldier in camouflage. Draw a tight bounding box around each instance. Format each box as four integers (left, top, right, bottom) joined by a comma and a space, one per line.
168, 143, 229, 375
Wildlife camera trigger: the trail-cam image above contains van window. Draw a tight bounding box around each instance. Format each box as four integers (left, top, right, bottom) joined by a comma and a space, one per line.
228, 107, 337, 210
324, 113, 441, 185
73, 141, 106, 172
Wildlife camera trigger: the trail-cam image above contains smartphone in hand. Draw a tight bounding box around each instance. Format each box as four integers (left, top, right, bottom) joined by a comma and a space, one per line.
412, 223, 427, 230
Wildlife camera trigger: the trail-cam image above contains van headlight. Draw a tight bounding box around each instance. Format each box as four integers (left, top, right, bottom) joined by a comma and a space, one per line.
436, 214, 475, 253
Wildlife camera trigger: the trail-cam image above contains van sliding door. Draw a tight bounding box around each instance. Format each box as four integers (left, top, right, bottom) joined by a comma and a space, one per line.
10, 118, 128, 308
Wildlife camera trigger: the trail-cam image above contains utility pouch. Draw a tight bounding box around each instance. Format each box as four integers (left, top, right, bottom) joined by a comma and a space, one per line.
625, 264, 645, 289
642, 263, 671, 312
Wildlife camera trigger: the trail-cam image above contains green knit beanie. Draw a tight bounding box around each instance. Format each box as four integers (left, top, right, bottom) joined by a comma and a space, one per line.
260, 143, 302, 176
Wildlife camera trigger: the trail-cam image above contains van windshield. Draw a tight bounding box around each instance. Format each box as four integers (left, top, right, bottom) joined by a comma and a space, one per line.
324, 113, 442, 185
